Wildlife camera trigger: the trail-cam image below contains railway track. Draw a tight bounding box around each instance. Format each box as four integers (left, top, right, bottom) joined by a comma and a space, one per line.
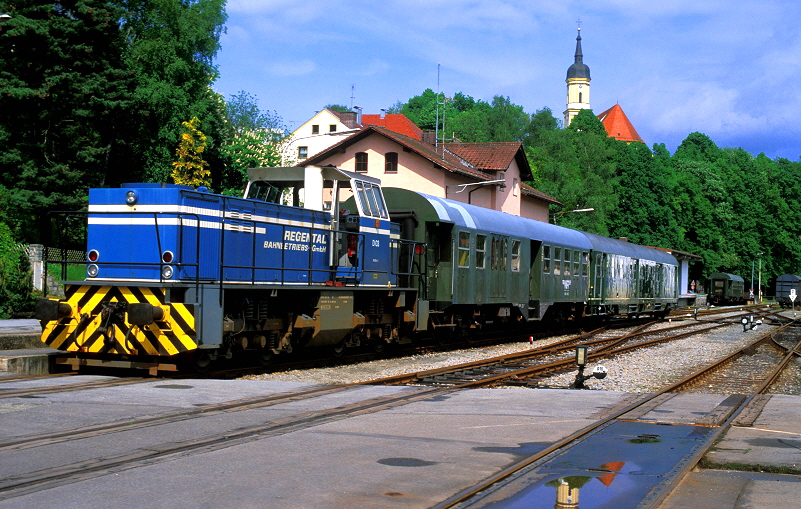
1, 312, 797, 506
430, 321, 801, 509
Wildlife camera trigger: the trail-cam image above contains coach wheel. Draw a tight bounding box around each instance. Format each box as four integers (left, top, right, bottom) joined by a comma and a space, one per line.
257, 349, 273, 366
333, 341, 346, 357
372, 340, 386, 353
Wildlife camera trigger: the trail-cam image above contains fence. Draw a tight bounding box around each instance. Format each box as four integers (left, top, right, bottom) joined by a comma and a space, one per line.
23, 244, 87, 292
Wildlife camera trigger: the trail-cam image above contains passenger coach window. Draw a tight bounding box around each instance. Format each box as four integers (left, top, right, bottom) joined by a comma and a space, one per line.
476, 235, 486, 269
543, 245, 551, 274
458, 232, 470, 268
564, 249, 571, 276
582, 252, 589, 276
511, 240, 521, 272
554, 247, 561, 275
573, 251, 580, 276
502, 238, 508, 270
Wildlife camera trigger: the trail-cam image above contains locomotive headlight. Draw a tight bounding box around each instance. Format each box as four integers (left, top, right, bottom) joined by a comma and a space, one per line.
87, 250, 99, 262
125, 190, 138, 206
87, 264, 99, 278
162, 251, 174, 264
161, 265, 174, 280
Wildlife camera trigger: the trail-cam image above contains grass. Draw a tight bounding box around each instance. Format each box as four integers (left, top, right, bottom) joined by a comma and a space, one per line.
46, 263, 86, 283
699, 458, 801, 476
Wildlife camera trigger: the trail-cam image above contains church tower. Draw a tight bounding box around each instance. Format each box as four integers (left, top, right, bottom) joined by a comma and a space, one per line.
564, 28, 591, 127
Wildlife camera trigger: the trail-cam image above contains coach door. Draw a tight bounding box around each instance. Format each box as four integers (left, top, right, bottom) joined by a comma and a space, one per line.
490, 234, 509, 299
426, 222, 454, 302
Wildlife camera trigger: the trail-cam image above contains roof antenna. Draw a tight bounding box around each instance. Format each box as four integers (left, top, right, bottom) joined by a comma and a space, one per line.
350, 84, 355, 109
435, 63, 440, 151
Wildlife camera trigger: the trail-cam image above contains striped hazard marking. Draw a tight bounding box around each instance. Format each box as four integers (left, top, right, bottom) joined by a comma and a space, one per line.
42, 285, 197, 356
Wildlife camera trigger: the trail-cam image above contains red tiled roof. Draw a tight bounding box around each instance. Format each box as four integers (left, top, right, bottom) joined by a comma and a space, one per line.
444, 142, 520, 171
361, 114, 423, 141
597, 104, 644, 143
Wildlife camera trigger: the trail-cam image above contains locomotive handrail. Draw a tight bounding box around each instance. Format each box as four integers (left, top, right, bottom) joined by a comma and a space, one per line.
44, 210, 202, 297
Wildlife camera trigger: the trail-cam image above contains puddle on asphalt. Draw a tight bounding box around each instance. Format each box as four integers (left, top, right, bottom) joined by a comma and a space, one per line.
377, 457, 439, 467
469, 421, 715, 509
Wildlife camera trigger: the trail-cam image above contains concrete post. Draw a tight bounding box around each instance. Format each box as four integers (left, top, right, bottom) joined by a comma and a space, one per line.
26, 244, 45, 291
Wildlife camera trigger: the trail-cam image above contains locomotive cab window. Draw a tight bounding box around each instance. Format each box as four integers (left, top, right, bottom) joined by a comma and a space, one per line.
354, 180, 389, 219
458, 232, 470, 268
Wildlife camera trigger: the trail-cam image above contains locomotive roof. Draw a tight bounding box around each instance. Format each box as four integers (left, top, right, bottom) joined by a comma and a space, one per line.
581, 232, 679, 266
384, 189, 592, 248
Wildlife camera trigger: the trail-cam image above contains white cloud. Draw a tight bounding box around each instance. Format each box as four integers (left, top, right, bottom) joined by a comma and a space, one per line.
267, 60, 317, 77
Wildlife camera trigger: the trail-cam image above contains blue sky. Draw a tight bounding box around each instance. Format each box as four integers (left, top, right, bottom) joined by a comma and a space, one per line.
213, 0, 801, 160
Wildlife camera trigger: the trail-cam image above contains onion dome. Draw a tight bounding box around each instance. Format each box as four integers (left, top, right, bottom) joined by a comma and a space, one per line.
566, 28, 591, 80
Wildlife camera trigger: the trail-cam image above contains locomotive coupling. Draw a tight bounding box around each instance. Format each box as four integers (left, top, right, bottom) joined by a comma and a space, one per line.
34, 298, 72, 322
127, 302, 168, 326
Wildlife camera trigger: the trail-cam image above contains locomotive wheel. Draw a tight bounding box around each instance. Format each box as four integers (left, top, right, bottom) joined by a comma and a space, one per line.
372, 340, 386, 353
332, 341, 346, 357
193, 351, 214, 373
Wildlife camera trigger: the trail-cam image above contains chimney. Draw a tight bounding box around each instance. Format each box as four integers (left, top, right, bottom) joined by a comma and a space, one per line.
353, 106, 363, 126
339, 111, 358, 128
422, 131, 437, 146
380, 109, 386, 119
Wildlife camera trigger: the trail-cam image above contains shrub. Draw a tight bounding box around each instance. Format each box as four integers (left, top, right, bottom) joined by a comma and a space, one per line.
0, 222, 36, 318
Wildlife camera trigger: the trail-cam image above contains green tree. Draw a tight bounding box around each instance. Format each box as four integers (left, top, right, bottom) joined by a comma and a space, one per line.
218, 91, 285, 195
119, 0, 227, 184
0, 0, 133, 242
323, 104, 350, 113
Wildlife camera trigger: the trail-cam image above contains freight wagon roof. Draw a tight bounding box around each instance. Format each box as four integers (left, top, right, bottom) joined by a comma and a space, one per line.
582, 232, 678, 265
776, 273, 801, 282
710, 272, 745, 282
383, 189, 592, 249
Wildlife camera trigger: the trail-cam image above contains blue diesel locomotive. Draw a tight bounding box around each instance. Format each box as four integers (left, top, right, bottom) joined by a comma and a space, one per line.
36, 166, 680, 373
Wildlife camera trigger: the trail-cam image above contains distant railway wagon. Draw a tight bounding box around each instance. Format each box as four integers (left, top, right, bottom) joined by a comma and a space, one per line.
708, 272, 746, 305
775, 273, 801, 308
36, 166, 683, 373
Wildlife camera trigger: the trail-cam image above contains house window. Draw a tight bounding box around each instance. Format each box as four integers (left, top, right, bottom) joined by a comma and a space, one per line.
513, 178, 519, 196
329, 125, 337, 132
385, 152, 398, 173
298, 146, 308, 159
355, 152, 368, 173
476, 235, 486, 269
312, 125, 320, 134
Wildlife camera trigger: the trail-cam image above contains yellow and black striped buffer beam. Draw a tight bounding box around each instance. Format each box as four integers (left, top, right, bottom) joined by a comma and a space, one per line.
42, 285, 197, 356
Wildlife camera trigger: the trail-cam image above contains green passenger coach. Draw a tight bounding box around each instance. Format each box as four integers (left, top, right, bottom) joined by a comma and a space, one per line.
382, 188, 679, 332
